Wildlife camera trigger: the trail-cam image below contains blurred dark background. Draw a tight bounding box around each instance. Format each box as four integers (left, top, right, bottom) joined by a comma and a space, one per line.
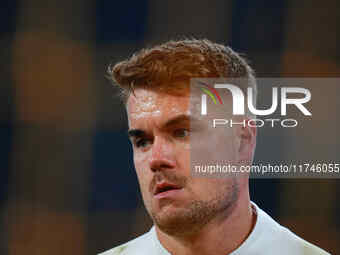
0, 0, 339, 254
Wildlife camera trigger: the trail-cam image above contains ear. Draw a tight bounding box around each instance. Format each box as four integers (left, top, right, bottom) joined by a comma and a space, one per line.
236, 120, 257, 164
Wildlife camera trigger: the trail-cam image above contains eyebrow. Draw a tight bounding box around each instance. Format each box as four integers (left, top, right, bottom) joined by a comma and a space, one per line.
127, 129, 146, 139
127, 114, 198, 139
163, 114, 192, 128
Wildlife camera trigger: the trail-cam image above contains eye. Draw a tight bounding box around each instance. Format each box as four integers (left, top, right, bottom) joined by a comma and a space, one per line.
173, 128, 190, 138
135, 138, 152, 149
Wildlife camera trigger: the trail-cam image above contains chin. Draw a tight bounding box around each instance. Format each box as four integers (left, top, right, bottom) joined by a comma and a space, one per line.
151, 203, 213, 236
153, 211, 193, 235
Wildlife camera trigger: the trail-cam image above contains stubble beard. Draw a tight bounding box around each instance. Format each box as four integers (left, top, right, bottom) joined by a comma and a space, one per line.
150, 178, 240, 237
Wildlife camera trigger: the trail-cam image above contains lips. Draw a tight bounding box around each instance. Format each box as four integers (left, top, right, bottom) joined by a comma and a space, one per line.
154, 182, 182, 196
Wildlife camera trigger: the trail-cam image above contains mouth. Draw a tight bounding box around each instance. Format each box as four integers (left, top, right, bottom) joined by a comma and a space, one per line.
154, 182, 182, 197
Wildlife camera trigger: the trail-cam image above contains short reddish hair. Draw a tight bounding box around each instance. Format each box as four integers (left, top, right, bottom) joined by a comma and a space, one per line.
108, 38, 256, 103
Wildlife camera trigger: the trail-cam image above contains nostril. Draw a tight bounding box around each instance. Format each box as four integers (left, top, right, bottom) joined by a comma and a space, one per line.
150, 156, 176, 172
150, 162, 173, 172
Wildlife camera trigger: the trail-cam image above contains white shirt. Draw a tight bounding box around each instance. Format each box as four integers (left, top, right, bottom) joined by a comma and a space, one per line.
99, 202, 331, 255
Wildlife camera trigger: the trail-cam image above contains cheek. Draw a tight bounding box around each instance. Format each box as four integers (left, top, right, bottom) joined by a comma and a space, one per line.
134, 164, 153, 208
191, 134, 238, 170
133, 153, 151, 190
177, 146, 190, 169
133, 149, 150, 170
190, 179, 232, 200
208, 127, 239, 160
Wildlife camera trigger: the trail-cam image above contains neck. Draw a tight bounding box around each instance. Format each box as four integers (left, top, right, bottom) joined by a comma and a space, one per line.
155, 188, 256, 255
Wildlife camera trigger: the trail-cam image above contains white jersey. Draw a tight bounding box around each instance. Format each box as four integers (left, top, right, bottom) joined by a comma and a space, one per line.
99, 202, 331, 255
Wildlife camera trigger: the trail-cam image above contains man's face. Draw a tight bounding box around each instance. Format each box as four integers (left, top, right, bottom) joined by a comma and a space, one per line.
127, 87, 248, 235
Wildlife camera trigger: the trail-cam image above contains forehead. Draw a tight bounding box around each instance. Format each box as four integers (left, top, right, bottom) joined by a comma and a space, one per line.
126, 88, 190, 124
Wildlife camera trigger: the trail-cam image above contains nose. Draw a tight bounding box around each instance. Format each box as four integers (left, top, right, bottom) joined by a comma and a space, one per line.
149, 136, 176, 172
